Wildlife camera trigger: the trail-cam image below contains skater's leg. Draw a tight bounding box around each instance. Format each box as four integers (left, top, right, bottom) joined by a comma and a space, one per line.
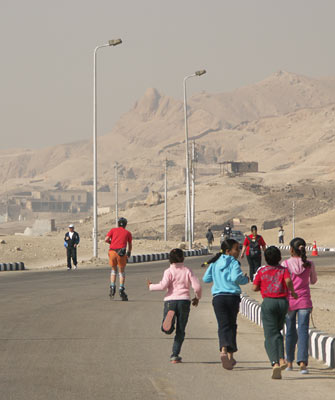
119, 266, 126, 287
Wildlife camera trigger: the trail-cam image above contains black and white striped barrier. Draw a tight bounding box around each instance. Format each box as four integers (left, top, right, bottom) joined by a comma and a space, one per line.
240, 294, 335, 368
277, 245, 335, 252
128, 248, 208, 264
0, 262, 25, 272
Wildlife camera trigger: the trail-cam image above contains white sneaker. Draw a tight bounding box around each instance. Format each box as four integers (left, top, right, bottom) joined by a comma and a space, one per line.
73, 265, 77, 270
67, 267, 71, 270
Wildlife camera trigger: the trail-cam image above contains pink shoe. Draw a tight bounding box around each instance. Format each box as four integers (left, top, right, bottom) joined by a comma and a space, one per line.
162, 310, 175, 332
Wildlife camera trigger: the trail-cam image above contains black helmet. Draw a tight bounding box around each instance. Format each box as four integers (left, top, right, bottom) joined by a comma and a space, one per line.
118, 217, 128, 227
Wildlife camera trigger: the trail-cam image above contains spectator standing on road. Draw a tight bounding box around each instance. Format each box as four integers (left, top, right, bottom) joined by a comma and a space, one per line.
283, 237, 317, 374
240, 225, 266, 282
203, 239, 249, 370
206, 228, 214, 250
105, 217, 132, 301
147, 248, 202, 364
64, 224, 80, 270
252, 246, 298, 380
278, 226, 284, 244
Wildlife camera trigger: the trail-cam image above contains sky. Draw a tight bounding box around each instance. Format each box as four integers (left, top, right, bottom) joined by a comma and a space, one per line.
1, 0, 335, 149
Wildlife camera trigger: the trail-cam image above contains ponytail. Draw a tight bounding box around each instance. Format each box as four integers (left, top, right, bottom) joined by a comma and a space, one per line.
290, 237, 311, 268
203, 239, 239, 266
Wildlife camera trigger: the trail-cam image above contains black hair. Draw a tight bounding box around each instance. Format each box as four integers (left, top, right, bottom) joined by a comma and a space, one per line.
290, 237, 311, 268
204, 239, 239, 265
169, 248, 185, 264
264, 246, 282, 266
251, 225, 257, 231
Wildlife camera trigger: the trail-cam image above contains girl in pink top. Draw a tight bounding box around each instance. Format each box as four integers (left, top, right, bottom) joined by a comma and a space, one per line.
282, 237, 317, 374
147, 248, 202, 363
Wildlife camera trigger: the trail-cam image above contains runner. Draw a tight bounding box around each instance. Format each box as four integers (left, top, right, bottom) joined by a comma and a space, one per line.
240, 225, 266, 282
105, 217, 132, 301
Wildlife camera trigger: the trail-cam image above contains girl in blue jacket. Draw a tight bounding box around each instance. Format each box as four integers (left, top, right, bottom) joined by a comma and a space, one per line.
203, 239, 249, 370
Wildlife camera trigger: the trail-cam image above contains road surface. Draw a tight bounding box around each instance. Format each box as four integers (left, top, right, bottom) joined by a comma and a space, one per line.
0, 254, 334, 400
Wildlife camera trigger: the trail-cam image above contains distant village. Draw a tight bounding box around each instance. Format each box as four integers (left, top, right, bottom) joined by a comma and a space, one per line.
0, 189, 92, 223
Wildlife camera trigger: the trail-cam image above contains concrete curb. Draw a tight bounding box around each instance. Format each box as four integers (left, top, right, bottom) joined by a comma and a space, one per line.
240, 294, 335, 368
128, 248, 209, 264
0, 262, 25, 272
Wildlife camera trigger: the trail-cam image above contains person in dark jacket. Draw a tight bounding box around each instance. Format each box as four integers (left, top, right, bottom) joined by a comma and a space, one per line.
64, 224, 80, 270
206, 228, 214, 250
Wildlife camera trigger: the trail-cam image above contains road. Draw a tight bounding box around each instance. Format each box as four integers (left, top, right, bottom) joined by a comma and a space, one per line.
1, 254, 335, 400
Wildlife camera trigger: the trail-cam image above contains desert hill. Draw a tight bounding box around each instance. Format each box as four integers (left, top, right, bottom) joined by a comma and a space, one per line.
2, 70, 335, 237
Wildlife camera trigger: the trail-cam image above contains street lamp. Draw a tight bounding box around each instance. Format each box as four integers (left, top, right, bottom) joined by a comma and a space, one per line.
183, 69, 206, 250
93, 38, 122, 258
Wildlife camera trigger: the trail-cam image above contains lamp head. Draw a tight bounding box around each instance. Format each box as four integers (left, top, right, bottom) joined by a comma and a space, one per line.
108, 39, 122, 46
195, 69, 206, 76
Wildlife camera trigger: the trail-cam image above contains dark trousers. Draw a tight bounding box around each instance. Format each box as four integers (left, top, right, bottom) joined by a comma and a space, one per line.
66, 247, 77, 268
212, 294, 241, 353
279, 236, 284, 244
162, 300, 190, 357
261, 297, 288, 365
246, 255, 261, 282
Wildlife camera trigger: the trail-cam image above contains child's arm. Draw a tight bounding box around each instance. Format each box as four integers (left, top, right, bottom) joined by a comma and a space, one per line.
202, 263, 213, 283
148, 269, 171, 291
252, 284, 260, 292
285, 278, 298, 299
310, 263, 317, 285
189, 270, 202, 300
231, 260, 249, 285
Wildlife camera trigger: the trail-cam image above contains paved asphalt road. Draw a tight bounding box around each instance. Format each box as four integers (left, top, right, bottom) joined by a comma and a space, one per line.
1, 253, 335, 400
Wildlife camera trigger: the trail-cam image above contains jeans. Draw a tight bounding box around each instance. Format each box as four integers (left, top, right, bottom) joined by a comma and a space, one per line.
162, 300, 190, 357
285, 308, 311, 365
261, 297, 288, 365
212, 294, 241, 353
246, 255, 261, 282
66, 247, 77, 268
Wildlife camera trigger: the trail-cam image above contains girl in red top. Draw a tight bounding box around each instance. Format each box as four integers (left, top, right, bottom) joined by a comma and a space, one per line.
240, 225, 266, 282
252, 246, 297, 380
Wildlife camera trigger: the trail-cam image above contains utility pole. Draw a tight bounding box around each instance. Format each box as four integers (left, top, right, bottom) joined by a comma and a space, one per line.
191, 141, 196, 245
115, 162, 119, 227
164, 159, 168, 241
292, 201, 295, 238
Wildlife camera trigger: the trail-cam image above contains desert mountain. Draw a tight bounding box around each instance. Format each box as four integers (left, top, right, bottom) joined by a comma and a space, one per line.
1, 70, 335, 201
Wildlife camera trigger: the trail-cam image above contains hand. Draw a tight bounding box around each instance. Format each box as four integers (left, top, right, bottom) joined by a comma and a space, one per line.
147, 279, 152, 288
240, 253, 244, 259
126, 251, 131, 258
74, 244, 77, 248
192, 297, 199, 307
292, 291, 298, 300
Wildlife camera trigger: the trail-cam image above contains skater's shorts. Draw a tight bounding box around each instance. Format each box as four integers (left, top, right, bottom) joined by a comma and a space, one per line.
109, 250, 127, 268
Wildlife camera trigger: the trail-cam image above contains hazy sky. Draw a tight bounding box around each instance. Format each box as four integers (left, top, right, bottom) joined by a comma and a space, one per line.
1, 0, 335, 149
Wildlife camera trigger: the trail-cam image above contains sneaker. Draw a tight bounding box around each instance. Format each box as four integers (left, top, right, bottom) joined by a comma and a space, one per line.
300, 368, 309, 375
119, 287, 128, 301
109, 286, 116, 298
286, 366, 293, 371
170, 355, 182, 364
73, 265, 77, 270
67, 267, 71, 270
271, 366, 282, 379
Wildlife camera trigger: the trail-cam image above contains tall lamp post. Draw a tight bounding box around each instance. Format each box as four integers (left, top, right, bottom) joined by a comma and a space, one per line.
93, 39, 122, 258
183, 69, 206, 250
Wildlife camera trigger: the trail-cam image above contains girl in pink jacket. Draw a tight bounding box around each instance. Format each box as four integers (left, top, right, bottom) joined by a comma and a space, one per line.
147, 248, 202, 363
282, 237, 317, 374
